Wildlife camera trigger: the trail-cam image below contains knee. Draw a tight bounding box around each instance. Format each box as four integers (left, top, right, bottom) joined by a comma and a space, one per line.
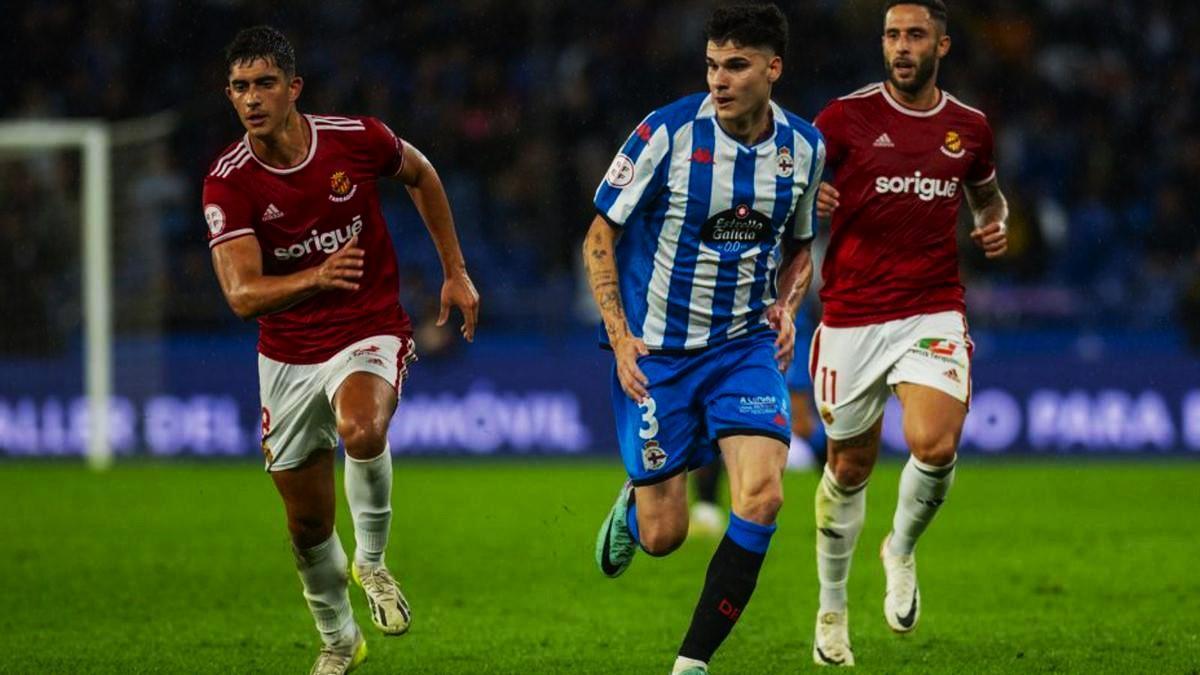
288, 513, 333, 550
639, 519, 687, 557
733, 479, 784, 524
337, 417, 387, 459
906, 428, 958, 467
829, 452, 873, 488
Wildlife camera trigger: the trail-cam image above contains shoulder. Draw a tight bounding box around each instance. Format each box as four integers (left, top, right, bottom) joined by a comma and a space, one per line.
778, 105, 824, 149
835, 82, 885, 106
647, 93, 710, 134
205, 139, 252, 180
308, 113, 369, 132
942, 92, 990, 126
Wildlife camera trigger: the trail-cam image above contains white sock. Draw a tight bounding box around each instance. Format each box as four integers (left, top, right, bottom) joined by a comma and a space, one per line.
815, 464, 867, 612
672, 656, 708, 674
294, 531, 356, 646
345, 445, 393, 568
888, 454, 956, 556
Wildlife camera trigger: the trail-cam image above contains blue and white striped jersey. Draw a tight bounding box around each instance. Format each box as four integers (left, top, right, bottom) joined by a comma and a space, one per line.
594, 93, 826, 352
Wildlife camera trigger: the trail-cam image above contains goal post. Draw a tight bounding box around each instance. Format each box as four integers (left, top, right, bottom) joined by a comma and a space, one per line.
0, 121, 113, 470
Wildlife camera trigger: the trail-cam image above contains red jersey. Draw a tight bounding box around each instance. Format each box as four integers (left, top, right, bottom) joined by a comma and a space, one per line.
202, 114, 413, 364
814, 83, 996, 327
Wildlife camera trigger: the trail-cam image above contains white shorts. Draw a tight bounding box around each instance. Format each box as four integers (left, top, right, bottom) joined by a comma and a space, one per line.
258, 334, 416, 471
809, 311, 972, 440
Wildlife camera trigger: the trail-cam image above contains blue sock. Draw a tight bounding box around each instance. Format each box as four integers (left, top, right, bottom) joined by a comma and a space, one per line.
725, 511, 776, 554
626, 503, 641, 545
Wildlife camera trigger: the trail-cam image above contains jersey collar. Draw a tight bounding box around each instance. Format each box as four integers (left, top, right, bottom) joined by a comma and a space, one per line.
243, 114, 319, 174
880, 82, 947, 118
704, 94, 782, 151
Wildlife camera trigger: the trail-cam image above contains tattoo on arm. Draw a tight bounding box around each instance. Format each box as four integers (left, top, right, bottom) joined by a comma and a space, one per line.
583, 222, 630, 342
965, 179, 1008, 228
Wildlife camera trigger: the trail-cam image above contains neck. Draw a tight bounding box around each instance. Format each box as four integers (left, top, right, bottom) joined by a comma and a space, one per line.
885, 78, 941, 110
250, 109, 309, 168
718, 98, 773, 146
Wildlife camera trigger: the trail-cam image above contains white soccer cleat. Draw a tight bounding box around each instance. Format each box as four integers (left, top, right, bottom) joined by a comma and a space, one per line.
352, 562, 412, 635
688, 501, 726, 538
812, 609, 855, 666
309, 624, 367, 675
881, 533, 920, 633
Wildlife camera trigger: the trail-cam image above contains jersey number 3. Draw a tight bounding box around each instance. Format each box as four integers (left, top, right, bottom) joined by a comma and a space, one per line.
638, 397, 660, 440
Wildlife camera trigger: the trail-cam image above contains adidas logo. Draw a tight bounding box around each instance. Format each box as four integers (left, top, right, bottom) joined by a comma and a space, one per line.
873, 133, 895, 148
943, 368, 960, 383
262, 203, 285, 221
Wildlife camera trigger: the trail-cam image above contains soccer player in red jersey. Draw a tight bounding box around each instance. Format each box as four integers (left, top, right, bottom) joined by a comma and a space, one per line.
203, 26, 478, 674
805, 1, 1008, 665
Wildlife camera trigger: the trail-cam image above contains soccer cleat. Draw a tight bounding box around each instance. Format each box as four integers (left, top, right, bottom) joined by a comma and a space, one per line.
812, 610, 855, 666
881, 533, 920, 633
688, 501, 726, 539
595, 480, 637, 578
352, 562, 412, 635
309, 625, 367, 675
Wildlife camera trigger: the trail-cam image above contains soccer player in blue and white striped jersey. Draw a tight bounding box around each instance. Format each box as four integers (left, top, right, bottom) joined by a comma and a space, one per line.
586, 4, 824, 673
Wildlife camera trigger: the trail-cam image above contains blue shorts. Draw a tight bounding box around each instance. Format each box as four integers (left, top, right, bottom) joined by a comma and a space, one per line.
612, 331, 791, 486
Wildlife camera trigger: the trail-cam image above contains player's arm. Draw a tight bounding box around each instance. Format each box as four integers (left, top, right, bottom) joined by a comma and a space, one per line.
211, 234, 364, 320
767, 138, 825, 371
965, 178, 1009, 259
583, 215, 649, 402
395, 142, 479, 341
766, 238, 813, 373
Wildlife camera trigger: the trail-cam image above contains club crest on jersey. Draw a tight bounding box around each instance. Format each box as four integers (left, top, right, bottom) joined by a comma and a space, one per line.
605, 153, 635, 188
642, 440, 668, 471
204, 204, 226, 236
329, 170, 357, 202
776, 146, 794, 178
941, 130, 965, 159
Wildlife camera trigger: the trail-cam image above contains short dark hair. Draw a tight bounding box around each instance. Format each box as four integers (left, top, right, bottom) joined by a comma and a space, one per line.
884, 0, 948, 33
224, 25, 296, 78
705, 3, 789, 60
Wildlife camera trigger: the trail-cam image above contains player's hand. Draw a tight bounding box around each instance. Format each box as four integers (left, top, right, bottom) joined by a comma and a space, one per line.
767, 303, 796, 373
971, 221, 1008, 259
612, 334, 651, 403
313, 236, 365, 291
816, 181, 840, 219
438, 269, 480, 342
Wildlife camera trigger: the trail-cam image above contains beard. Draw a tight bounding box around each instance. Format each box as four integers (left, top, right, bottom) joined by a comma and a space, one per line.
885, 54, 937, 94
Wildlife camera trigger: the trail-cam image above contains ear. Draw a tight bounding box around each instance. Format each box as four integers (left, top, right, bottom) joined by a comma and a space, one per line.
288, 76, 304, 103
937, 33, 951, 59
225, 85, 234, 104
768, 55, 783, 84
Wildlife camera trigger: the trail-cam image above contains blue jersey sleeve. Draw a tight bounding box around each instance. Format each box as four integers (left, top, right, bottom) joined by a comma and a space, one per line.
593, 113, 671, 228
792, 138, 826, 242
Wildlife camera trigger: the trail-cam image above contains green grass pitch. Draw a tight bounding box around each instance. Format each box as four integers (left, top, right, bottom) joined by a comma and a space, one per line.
1, 459, 1198, 673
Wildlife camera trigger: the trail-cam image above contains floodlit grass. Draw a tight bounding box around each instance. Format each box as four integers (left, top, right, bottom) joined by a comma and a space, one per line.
1, 458, 1197, 673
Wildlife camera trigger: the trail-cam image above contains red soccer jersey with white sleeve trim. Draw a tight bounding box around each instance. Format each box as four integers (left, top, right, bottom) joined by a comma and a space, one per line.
814, 83, 996, 327
202, 114, 412, 364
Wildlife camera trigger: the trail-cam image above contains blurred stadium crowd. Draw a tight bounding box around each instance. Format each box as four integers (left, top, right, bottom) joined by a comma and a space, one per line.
2, 0, 1199, 352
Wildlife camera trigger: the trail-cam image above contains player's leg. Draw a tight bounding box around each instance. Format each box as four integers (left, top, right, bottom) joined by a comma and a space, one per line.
260, 355, 365, 672
808, 322, 895, 666
328, 335, 413, 636
877, 312, 972, 632
669, 333, 790, 673
597, 353, 700, 577
271, 449, 366, 671
673, 433, 787, 674
689, 460, 726, 537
